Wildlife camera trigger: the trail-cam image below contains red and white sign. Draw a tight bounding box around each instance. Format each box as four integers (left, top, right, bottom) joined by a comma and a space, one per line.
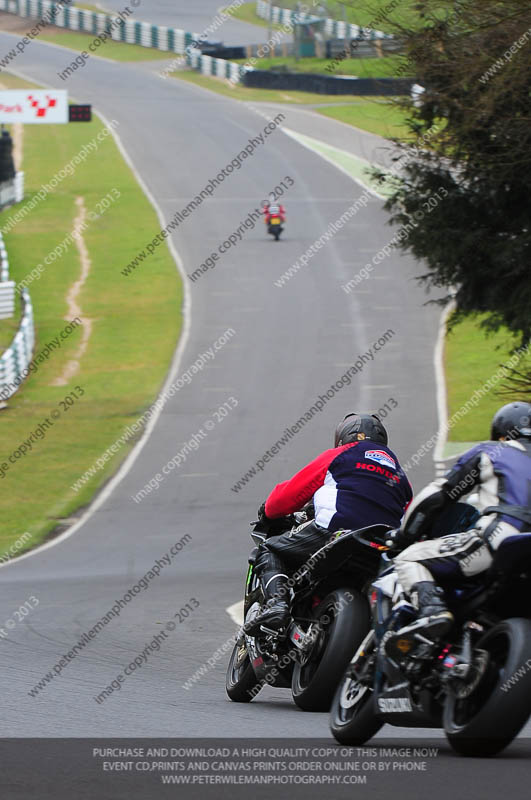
0, 90, 68, 124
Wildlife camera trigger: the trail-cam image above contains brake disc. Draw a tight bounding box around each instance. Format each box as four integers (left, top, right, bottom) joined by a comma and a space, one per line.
448, 649, 490, 699
340, 678, 368, 709
243, 602, 261, 662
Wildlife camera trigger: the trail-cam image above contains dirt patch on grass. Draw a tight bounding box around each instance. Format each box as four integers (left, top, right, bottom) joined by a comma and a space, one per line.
51, 196, 93, 387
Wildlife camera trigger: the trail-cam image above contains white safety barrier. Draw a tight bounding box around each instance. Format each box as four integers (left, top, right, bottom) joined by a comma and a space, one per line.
0, 229, 10, 282
14, 171, 24, 203
0, 289, 34, 400
0, 0, 199, 54
255, 0, 394, 40
0, 0, 247, 81
0, 172, 24, 213
0, 281, 15, 319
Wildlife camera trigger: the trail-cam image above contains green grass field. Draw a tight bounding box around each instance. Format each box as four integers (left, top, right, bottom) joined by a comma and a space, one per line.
445, 318, 528, 442
172, 71, 410, 138
0, 73, 181, 559
316, 99, 410, 138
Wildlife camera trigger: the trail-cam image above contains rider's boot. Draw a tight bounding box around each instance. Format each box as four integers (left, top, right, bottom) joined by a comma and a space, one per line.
384, 581, 454, 660
244, 551, 290, 634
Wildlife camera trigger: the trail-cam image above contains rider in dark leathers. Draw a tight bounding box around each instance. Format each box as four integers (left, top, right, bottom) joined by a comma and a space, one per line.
246, 413, 412, 634
385, 401, 531, 656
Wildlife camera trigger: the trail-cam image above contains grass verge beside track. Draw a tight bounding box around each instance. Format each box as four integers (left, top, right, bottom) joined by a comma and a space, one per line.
0, 72, 181, 559
172, 71, 410, 138
445, 319, 527, 442
316, 100, 409, 138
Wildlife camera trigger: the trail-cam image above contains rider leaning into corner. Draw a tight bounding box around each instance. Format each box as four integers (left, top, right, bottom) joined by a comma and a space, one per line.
246, 413, 412, 634
385, 401, 531, 659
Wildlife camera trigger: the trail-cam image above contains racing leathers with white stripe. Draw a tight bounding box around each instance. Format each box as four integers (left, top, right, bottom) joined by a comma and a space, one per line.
394, 439, 531, 592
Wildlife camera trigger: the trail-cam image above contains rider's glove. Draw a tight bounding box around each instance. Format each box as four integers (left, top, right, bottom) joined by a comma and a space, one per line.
386, 527, 411, 552
257, 502, 268, 524
255, 502, 295, 537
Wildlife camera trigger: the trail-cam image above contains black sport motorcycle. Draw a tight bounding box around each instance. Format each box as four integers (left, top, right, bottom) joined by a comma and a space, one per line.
330, 527, 531, 756
226, 513, 393, 711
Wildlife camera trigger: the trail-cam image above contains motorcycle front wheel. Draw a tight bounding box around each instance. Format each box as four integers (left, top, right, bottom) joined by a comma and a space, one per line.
444, 617, 531, 756
291, 588, 369, 712
226, 638, 259, 702
329, 632, 382, 744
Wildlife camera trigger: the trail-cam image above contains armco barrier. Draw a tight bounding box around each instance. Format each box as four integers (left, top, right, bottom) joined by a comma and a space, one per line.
0, 0, 248, 81
185, 49, 244, 83
0, 280, 15, 319
242, 71, 415, 95
255, 0, 394, 41
0, 289, 34, 401
0, 1, 399, 85
0, 230, 10, 282
0, 0, 199, 54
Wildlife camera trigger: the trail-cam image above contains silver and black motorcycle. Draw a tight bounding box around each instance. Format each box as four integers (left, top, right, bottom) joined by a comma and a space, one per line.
330, 526, 531, 756
226, 513, 393, 711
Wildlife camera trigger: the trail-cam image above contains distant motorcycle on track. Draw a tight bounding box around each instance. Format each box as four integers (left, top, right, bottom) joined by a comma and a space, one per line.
263, 202, 285, 241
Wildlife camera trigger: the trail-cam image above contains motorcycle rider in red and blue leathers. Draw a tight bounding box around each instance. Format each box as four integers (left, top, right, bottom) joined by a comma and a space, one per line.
247, 413, 412, 634
262, 192, 286, 225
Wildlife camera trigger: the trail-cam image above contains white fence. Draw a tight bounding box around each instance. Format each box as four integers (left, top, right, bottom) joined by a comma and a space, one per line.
186, 50, 244, 83
0, 230, 9, 282
0, 289, 34, 401
0, 233, 34, 401
255, 0, 393, 40
0, 0, 247, 81
0, 173, 24, 214
0, 281, 15, 319
0, 0, 199, 53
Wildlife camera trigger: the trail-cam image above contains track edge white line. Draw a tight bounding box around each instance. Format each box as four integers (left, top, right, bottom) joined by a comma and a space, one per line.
226, 600, 244, 626
433, 300, 456, 476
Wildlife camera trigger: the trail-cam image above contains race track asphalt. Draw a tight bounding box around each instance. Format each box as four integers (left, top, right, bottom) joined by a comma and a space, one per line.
0, 30, 528, 762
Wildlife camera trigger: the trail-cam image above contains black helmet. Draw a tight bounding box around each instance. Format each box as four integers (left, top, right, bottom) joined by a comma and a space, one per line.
334, 413, 388, 447
491, 402, 531, 441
